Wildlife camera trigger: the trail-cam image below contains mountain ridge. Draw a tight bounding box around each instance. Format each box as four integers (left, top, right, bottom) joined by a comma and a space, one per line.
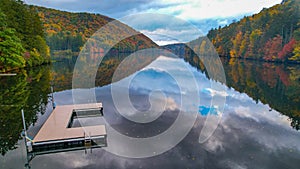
163, 0, 300, 64
30, 5, 158, 55
207, 0, 300, 63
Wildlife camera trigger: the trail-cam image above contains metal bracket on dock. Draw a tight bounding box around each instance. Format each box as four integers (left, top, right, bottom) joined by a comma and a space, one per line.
84, 132, 93, 154
51, 86, 56, 109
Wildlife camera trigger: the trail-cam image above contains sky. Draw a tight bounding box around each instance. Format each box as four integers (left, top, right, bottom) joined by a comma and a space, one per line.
25, 0, 282, 45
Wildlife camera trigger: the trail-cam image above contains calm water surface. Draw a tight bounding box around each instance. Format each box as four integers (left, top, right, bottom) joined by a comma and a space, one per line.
0, 55, 299, 169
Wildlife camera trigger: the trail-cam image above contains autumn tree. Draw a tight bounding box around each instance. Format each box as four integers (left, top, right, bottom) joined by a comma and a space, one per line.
230, 31, 243, 57
278, 38, 296, 61
247, 29, 263, 58
263, 35, 283, 61
207, 0, 300, 62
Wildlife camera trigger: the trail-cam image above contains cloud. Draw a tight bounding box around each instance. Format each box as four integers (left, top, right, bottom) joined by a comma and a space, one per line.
154, 0, 282, 20
139, 28, 196, 45
119, 13, 202, 44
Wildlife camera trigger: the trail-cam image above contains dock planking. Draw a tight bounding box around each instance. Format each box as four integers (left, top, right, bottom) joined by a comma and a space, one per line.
33, 103, 106, 143
27, 103, 107, 155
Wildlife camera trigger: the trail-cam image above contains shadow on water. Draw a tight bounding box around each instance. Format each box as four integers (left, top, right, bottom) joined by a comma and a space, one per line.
0, 66, 51, 155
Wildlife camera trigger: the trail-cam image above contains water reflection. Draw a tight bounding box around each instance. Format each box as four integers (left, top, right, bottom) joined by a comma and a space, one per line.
221, 58, 300, 130
52, 51, 159, 92
0, 55, 300, 169
23, 57, 300, 168
0, 67, 51, 155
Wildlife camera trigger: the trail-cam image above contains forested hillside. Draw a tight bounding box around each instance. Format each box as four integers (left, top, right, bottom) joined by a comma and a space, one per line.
0, 0, 50, 72
31, 6, 158, 54
207, 0, 300, 63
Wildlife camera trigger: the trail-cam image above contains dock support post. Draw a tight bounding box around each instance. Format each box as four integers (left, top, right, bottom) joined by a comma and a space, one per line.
51, 86, 56, 109
21, 109, 27, 138
21, 109, 31, 169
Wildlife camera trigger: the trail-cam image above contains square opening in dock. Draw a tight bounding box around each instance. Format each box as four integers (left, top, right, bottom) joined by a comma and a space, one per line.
31, 103, 107, 154
68, 107, 104, 128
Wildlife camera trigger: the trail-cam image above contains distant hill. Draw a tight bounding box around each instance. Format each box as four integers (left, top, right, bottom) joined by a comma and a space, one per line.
30, 6, 158, 55
162, 36, 217, 72
207, 0, 300, 63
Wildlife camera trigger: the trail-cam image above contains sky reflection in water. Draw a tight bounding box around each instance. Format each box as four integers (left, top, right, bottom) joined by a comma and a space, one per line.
1, 56, 300, 169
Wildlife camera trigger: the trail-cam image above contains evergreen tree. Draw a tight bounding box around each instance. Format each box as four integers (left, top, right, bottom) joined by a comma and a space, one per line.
0, 10, 25, 71
0, 0, 50, 71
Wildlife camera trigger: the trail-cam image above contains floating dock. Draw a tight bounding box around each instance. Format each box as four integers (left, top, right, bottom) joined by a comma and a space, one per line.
24, 103, 107, 157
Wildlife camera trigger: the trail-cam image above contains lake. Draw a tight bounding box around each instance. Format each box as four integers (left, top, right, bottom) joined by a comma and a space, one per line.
0, 54, 300, 169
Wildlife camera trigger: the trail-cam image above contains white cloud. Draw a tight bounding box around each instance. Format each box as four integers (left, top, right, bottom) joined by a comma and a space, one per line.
155, 40, 180, 46
147, 0, 282, 20
218, 19, 228, 25
140, 28, 199, 45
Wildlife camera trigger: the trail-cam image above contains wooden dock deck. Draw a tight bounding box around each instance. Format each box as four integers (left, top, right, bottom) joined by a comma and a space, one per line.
28, 103, 107, 155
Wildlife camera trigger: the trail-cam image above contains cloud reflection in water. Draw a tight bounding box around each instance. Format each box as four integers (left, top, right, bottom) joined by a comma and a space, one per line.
1, 56, 299, 169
